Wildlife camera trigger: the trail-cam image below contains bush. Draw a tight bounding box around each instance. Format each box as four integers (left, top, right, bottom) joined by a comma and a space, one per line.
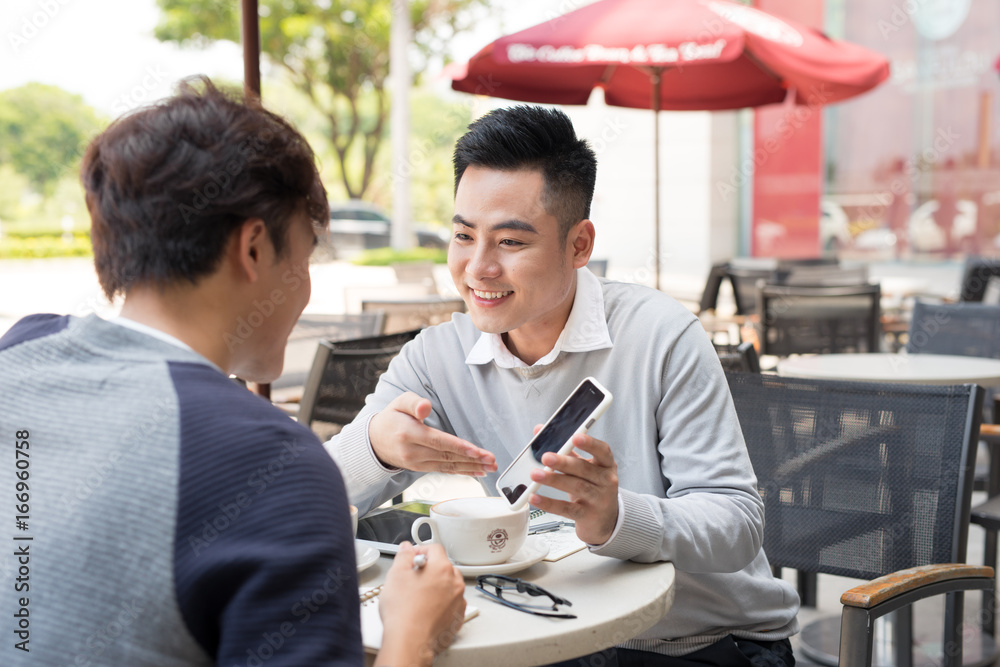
352, 247, 447, 266
0, 234, 93, 259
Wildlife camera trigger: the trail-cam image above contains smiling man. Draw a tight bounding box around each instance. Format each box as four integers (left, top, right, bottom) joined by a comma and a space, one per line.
329, 105, 798, 666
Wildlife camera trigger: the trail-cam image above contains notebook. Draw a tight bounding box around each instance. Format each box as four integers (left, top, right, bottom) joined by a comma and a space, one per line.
359, 585, 479, 650
529, 510, 587, 561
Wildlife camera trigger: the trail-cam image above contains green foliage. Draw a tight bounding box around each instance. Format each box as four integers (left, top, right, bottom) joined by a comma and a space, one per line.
352, 246, 447, 265
0, 233, 92, 259
154, 0, 487, 200
0, 83, 105, 196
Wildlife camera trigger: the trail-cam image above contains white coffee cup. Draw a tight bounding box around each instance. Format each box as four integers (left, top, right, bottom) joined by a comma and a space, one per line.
349, 505, 358, 538
410, 497, 529, 565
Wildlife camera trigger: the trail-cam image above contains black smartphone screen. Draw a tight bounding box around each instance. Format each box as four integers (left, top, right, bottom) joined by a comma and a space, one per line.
356, 507, 432, 545
529, 380, 605, 458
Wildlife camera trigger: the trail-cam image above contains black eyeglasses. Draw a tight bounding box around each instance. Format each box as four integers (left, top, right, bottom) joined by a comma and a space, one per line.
475, 574, 577, 619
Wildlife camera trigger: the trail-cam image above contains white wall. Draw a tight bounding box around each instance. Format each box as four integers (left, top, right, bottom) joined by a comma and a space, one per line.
563, 97, 742, 292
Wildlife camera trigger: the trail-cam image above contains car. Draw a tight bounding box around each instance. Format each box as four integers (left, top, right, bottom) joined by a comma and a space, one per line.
321, 200, 450, 259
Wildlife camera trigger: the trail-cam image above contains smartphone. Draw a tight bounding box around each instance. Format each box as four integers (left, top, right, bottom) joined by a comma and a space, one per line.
495, 377, 613, 511
356, 501, 434, 555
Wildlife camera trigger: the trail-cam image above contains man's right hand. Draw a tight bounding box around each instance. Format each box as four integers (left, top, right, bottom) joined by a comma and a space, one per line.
368, 392, 496, 476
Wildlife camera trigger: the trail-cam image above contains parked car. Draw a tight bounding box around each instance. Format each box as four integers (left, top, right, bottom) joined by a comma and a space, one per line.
321, 200, 450, 259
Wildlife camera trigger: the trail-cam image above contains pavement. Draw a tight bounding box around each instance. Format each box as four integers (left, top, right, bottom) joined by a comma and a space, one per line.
3, 254, 992, 664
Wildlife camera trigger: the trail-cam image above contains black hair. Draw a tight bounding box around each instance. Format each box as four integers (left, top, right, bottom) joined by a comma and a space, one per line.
453, 105, 596, 237
81, 76, 328, 300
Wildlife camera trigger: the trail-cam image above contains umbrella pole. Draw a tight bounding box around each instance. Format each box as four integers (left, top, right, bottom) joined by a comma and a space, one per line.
652, 70, 662, 291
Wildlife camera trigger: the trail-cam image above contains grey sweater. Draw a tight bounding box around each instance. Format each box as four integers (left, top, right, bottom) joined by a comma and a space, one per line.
329, 272, 799, 655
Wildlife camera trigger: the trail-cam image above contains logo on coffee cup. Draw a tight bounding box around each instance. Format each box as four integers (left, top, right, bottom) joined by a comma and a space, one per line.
487, 528, 509, 552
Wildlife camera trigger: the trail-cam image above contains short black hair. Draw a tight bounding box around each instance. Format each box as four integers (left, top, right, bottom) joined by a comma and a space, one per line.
82, 76, 328, 300
453, 105, 596, 238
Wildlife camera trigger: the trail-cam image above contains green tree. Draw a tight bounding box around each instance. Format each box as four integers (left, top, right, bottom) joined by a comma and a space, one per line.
155, 0, 487, 200
0, 83, 105, 196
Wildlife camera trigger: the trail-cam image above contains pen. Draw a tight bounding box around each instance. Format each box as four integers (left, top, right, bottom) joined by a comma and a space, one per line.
412, 553, 427, 570
528, 525, 562, 535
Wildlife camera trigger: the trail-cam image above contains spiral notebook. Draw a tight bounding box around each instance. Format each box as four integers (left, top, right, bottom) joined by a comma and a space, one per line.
359, 585, 479, 650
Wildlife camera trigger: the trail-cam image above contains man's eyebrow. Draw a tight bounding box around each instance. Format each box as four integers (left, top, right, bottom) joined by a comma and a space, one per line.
451, 214, 538, 234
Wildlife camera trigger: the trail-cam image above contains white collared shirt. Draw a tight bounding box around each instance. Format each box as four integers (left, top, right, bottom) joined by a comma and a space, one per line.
464, 267, 613, 369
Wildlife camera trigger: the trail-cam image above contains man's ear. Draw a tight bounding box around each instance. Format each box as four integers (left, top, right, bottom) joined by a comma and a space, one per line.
568, 219, 595, 269
234, 218, 269, 283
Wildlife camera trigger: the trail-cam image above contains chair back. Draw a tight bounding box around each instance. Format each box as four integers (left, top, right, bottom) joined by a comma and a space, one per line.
288, 312, 386, 342
907, 301, 1000, 359
298, 329, 421, 427
713, 341, 761, 373
960, 256, 1000, 302
726, 372, 982, 582
361, 297, 466, 334
756, 283, 881, 357
586, 259, 608, 278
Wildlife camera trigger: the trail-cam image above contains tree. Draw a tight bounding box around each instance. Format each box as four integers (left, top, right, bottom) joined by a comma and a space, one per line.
0, 84, 105, 196
155, 0, 487, 200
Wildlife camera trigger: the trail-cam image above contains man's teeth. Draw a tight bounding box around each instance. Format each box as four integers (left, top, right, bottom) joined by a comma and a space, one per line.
473, 289, 512, 300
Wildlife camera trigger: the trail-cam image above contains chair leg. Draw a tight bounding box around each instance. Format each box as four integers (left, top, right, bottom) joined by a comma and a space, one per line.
891, 607, 914, 667
943, 591, 965, 667
798, 570, 818, 608
984, 527, 997, 638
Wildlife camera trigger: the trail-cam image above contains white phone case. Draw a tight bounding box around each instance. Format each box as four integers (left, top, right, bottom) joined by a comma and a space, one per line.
495, 376, 613, 511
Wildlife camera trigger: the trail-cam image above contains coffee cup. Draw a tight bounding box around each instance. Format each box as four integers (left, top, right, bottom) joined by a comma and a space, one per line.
410, 497, 529, 565
349, 505, 358, 537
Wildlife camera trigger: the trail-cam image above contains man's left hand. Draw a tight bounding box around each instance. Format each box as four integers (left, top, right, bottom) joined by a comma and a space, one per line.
528, 432, 619, 545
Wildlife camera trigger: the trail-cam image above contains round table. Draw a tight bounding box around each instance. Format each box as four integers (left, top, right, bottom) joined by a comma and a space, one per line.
360, 548, 675, 667
776, 353, 1000, 387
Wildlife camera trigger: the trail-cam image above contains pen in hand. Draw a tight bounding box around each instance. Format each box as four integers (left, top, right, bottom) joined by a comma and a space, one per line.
412, 553, 427, 571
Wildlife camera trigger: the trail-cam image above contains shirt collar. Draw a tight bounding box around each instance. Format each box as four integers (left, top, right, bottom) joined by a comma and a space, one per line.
466, 267, 613, 368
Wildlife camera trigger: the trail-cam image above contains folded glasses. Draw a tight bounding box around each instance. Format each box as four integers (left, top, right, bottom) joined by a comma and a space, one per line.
475, 574, 577, 619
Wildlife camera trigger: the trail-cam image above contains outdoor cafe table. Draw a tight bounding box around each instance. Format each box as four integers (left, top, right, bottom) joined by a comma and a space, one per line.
359, 547, 676, 667
776, 352, 1000, 387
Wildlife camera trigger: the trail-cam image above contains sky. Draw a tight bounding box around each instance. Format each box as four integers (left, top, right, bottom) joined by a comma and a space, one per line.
0, 0, 570, 116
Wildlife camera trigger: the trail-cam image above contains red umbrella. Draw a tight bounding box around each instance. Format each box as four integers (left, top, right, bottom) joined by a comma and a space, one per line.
450, 0, 889, 287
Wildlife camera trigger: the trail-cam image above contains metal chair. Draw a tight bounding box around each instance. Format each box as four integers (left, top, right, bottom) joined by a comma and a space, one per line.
960, 257, 1000, 303
726, 372, 990, 666
297, 329, 421, 429
361, 296, 466, 334
287, 312, 386, 342
712, 341, 761, 373
756, 283, 881, 357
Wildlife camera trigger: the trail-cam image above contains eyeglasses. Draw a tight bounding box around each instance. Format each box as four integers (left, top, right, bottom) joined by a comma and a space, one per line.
474, 574, 577, 619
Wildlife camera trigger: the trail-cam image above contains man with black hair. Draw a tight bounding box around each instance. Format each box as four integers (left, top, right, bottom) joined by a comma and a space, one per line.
329, 104, 799, 666
0, 77, 465, 667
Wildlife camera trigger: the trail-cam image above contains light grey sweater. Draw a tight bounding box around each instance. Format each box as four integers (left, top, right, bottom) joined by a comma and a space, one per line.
329, 273, 799, 655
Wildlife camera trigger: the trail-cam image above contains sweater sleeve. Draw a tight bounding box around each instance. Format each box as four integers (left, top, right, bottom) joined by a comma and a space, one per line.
170, 362, 362, 666
592, 320, 766, 573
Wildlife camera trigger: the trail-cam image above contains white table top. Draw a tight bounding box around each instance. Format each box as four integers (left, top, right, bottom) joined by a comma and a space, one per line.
776, 353, 1000, 386
360, 548, 675, 667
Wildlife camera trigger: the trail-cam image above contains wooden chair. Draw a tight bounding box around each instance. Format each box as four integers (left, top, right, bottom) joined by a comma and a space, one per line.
726, 372, 991, 666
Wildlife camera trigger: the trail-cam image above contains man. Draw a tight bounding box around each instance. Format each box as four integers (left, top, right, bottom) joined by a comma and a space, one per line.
329, 105, 799, 666
0, 78, 464, 667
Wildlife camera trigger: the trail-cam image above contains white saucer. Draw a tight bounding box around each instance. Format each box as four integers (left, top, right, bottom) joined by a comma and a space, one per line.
452, 535, 550, 578
356, 542, 380, 573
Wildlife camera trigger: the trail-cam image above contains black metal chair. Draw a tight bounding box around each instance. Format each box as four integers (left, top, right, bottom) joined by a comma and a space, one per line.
297, 329, 421, 429
756, 283, 882, 357
726, 372, 990, 667
960, 257, 1000, 303
712, 341, 761, 373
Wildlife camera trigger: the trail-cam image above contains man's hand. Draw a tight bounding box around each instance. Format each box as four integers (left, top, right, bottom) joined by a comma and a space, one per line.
368, 392, 496, 476
377, 542, 466, 667
528, 432, 619, 545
